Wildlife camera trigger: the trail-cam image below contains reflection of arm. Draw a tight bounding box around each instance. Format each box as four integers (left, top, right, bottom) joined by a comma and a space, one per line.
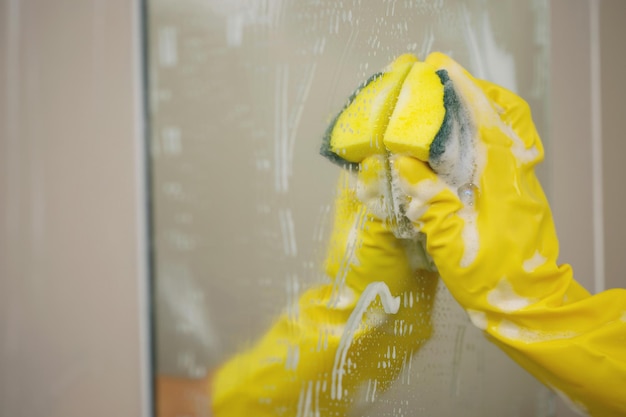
212, 173, 438, 417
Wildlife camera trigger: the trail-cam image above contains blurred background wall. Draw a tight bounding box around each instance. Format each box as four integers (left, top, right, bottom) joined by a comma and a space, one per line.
0, 1, 624, 416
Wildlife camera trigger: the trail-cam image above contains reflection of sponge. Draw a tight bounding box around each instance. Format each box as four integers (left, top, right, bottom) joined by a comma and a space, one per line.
320, 54, 417, 167
383, 62, 445, 162
321, 55, 448, 167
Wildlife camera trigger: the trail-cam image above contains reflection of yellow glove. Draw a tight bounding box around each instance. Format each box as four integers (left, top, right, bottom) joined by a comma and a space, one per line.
212, 169, 438, 416
327, 52, 626, 416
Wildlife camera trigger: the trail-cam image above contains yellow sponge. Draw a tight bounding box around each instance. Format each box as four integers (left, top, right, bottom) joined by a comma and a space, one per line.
322, 54, 417, 165
383, 62, 446, 162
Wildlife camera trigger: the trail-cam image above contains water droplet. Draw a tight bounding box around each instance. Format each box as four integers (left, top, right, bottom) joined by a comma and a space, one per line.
457, 183, 478, 207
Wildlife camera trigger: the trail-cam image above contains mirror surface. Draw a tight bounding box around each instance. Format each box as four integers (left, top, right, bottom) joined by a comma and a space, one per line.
146, 1, 552, 415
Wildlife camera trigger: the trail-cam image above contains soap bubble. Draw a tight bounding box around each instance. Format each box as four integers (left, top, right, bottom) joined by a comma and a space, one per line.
457, 182, 478, 207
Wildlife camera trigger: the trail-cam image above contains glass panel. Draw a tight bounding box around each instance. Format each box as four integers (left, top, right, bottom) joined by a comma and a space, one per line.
147, 1, 552, 415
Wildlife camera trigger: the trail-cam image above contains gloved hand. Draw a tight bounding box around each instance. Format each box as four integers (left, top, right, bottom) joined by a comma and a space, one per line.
327, 52, 626, 416
212, 168, 438, 416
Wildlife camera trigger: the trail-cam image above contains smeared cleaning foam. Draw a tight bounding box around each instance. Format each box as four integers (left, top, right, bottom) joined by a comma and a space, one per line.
487, 278, 535, 313
295, 381, 315, 417
427, 69, 480, 189
466, 309, 488, 330
502, 122, 542, 165
388, 67, 485, 268
331, 282, 400, 401
522, 250, 547, 273
458, 205, 479, 268
496, 319, 521, 340
435, 55, 541, 167
395, 175, 446, 224
496, 319, 577, 344
356, 155, 394, 221
332, 286, 357, 309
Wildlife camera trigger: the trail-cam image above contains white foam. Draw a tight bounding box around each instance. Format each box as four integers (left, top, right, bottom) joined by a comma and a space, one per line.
330, 282, 400, 400
496, 319, 521, 340
458, 205, 479, 268
461, 5, 518, 93
368, 378, 378, 402
522, 250, 547, 273
356, 161, 390, 221
502, 122, 541, 165
496, 319, 577, 344
295, 381, 315, 417
332, 286, 357, 309
394, 81, 485, 269
438, 52, 540, 172
285, 345, 300, 370
428, 106, 479, 189
487, 278, 535, 313
327, 207, 364, 308
466, 309, 488, 330
396, 177, 446, 223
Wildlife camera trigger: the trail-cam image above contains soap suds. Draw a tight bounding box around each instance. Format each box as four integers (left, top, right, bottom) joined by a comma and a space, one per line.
458, 206, 479, 268
523, 250, 547, 273
402, 235, 435, 273
501, 122, 542, 165
285, 345, 300, 370
487, 278, 535, 313
496, 319, 521, 340
327, 199, 368, 310
396, 177, 445, 223
393, 162, 480, 268
331, 282, 400, 400
295, 381, 315, 417
466, 309, 488, 330
429, 69, 479, 189
435, 51, 538, 170
496, 319, 577, 344
332, 286, 357, 309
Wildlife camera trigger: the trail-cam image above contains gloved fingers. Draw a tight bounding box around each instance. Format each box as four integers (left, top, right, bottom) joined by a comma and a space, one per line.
424, 52, 543, 167
391, 154, 464, 227
323, 172, 367, 282
423, 52, 500, 129
390, 155, 468, 267
325, 169, 433, 296
355, 155, 393, 221
474, 78, 545, 164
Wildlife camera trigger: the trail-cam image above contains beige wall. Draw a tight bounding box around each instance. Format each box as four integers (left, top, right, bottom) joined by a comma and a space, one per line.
0, 0, 625, 416
0, 1, 149, 417
550, 0, 626, 294
599, 0, 626, 291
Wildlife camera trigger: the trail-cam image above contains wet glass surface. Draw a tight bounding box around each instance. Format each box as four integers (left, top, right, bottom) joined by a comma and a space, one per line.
146, 1, 553, 415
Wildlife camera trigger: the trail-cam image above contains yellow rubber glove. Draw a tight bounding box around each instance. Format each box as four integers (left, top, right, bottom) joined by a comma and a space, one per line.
363, 52, 625, 416
212, 168, 438, 416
